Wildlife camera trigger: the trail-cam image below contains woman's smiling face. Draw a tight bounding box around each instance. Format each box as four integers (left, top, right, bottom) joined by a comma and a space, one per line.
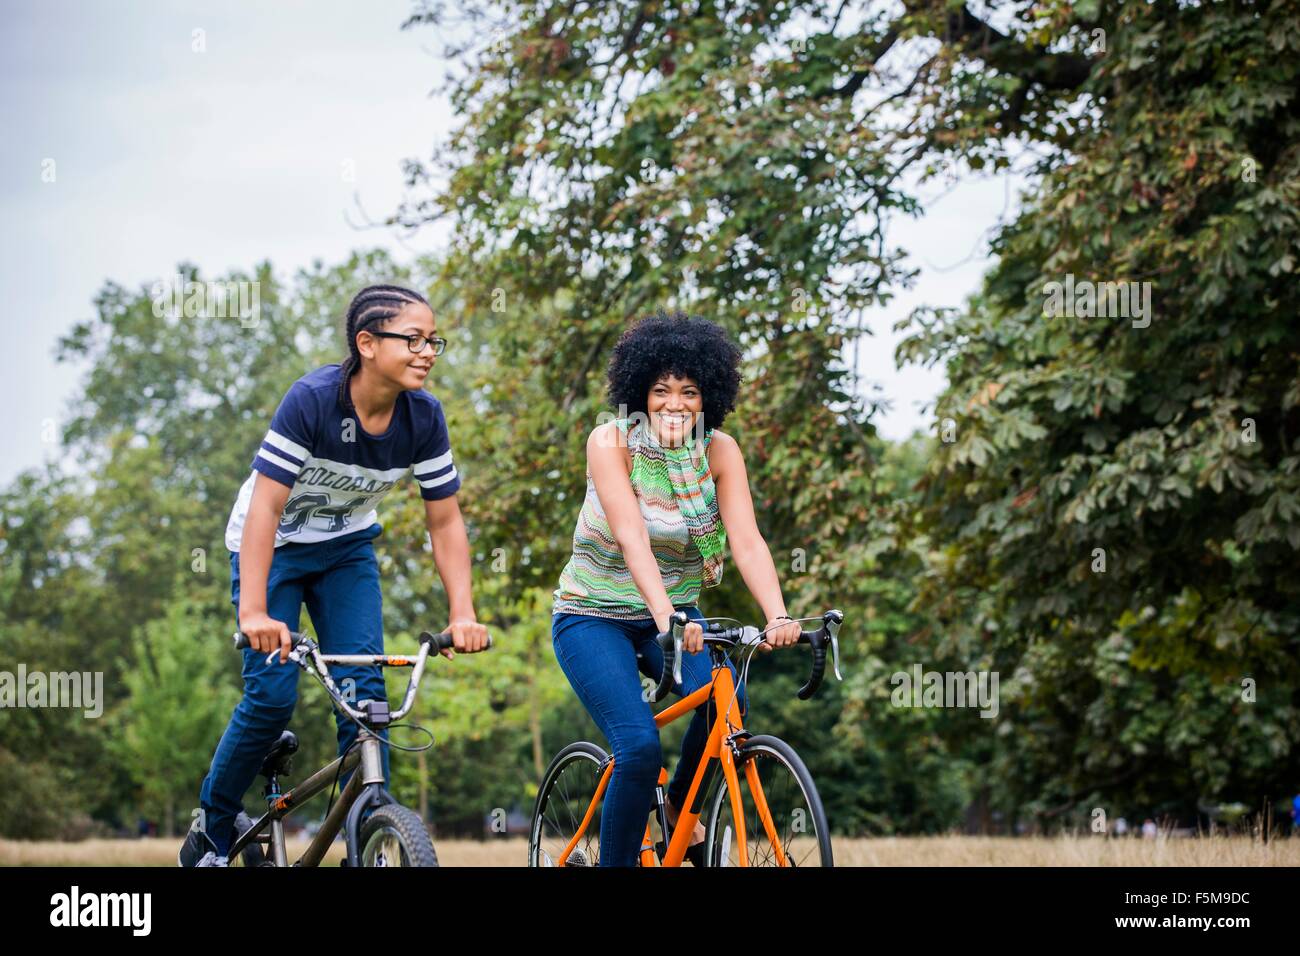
646, 375, 703, 446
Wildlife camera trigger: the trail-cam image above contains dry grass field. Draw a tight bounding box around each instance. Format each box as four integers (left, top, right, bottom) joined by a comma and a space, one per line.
3, 834, 1296, 867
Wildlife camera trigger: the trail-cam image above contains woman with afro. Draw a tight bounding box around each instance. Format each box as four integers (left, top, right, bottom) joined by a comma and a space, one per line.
551, 310, 803, 866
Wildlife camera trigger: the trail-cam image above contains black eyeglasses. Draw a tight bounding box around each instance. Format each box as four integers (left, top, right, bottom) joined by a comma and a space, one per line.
367, 331, 447, 355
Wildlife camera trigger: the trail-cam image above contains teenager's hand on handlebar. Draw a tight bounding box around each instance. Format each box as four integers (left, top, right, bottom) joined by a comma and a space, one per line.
239, 611, 293, 663
442, 619, 490, 659
760, 616, 802, 654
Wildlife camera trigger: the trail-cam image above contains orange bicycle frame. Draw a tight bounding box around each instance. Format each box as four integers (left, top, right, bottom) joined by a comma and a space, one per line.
556, 661, 788, 867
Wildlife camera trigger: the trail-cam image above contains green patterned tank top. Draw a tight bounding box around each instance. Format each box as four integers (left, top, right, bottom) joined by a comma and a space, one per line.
552, 417, 726, 619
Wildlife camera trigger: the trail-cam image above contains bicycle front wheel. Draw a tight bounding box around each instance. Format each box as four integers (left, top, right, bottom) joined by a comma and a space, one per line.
357, 804, 439, 867
703, 734, 833, 867
529, 741, 608, 867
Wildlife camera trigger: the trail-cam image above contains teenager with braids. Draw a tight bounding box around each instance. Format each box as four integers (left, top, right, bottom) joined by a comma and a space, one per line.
180, 284, 489, 867
550, 311, 803, 867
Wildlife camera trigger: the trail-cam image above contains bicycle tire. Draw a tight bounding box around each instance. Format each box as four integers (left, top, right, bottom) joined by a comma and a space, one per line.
703, 734, 833, 867
357, 804, 439, 867
529, 741, 609, 867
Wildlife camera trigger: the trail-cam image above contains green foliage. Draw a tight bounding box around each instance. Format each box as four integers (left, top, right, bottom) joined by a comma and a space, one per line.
109, 598, 240, 836
896, 0, 1300, 824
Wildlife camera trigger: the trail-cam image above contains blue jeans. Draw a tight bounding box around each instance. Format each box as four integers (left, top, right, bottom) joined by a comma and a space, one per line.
198, 523, 391, 856
551, 607, 749, 866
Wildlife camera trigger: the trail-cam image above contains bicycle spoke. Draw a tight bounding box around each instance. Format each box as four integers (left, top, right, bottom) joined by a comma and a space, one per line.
709, 744, 829, 867
533, 749, 604, 866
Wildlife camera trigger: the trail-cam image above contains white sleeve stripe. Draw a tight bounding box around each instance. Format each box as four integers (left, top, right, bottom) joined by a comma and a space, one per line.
265, 429, 310, 462
257, 448, 303, 475
413, 451, 453, 474
418, 468, 458, 489
414, 465, 454, 482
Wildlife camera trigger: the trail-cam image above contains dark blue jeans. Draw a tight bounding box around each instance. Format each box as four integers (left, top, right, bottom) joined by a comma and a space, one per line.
199, 523, 391, 856
551, 607, 749, 866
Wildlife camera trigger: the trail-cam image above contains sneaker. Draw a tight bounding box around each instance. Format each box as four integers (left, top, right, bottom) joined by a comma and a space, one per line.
178, 820, 221, 867
179, 810, 255, 866
195, 851, 229, 867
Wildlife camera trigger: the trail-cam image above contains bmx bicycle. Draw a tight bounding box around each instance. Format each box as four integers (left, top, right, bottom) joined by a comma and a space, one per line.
212, 627, 490, 867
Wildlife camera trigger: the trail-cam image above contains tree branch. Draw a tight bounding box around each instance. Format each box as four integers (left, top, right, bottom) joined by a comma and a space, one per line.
826, 27, 901, 99
929, 2, 1094, 92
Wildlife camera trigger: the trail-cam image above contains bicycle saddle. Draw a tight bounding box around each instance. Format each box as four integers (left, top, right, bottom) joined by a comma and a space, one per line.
260, 730, 299, 778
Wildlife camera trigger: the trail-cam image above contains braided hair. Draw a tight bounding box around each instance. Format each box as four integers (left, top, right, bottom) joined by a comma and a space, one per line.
337, 284, 431, 413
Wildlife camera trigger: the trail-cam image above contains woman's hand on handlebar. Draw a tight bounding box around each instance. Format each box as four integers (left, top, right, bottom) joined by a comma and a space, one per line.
682, 620, 704, 654
656, 613, 704, 654
760, 616, 801, 654
441, 619, 490, 659
239, 610, 293, 663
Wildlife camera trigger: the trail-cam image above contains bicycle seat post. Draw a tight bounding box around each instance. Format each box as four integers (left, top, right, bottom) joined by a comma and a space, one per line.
261, 775, 288, 867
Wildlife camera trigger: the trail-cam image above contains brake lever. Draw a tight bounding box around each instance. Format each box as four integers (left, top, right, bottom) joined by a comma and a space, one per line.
825, 610, 844, 681
670, 614, 686, 688
264, 638, 313, 668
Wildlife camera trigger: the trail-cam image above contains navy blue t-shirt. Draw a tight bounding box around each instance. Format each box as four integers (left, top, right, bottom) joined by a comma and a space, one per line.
225, 364, 460, 551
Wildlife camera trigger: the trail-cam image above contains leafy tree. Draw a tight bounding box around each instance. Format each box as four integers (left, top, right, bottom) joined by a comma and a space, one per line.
110, 597, 240, 836
897, 0, 1300, 825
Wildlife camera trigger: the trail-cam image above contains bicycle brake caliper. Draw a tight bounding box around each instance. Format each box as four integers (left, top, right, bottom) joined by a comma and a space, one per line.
724, 730, 753, 762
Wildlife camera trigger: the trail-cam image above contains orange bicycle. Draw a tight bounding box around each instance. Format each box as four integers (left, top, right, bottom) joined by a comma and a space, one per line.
529, 609, 844, 867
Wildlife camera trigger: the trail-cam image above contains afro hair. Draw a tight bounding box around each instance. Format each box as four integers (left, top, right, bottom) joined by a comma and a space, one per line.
605, 310, 742, 432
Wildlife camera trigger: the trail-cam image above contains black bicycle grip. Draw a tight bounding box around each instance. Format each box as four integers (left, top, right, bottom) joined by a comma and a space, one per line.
232, 629, 309, 651
419, 629, 494, 651
796, 627, 827, 700
652, 611, 690, 703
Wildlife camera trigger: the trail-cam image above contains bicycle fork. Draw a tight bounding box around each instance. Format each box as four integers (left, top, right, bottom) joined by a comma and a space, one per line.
341, 729, 394, 866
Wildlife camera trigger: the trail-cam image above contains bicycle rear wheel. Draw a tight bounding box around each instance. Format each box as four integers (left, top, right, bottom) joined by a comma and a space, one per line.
529, 741, 608, 867
357, 804, 439, 867
703, 734, 833, 867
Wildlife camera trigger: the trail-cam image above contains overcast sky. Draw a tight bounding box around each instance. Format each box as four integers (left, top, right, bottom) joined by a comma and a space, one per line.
0, 0, 1021, 488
